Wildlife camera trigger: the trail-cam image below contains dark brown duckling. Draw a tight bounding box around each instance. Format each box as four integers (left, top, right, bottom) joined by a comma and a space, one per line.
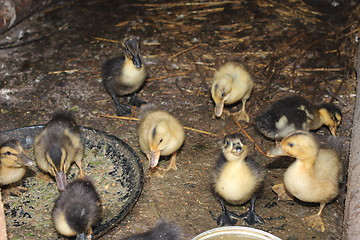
34, 112, 84, 191
255, 95, 342, 140
213, 134, 265, 226
102, 38, 147, 116
52, 177, 101, 240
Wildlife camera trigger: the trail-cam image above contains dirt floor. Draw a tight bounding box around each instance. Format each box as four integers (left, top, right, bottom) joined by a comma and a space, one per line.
0, 0, 359, 239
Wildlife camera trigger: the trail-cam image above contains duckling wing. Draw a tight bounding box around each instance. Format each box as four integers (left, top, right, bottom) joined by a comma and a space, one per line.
245, 157, 265, 181
102, 56, 125, 83
256, 96, 316, 139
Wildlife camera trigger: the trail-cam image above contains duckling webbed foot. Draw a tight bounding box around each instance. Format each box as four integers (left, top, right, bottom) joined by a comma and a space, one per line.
216, 210, 240, 226
111, 94, 132, 116
115, 103, 132, 116
214, 198, 240, 226
128, 93, 146, 107
302, 214, 325, 232
232, 109, 250, 122
149, 166, 166, 178
272, 183, 293, 201
238, 197, 264, 225
166, 152, 178, 171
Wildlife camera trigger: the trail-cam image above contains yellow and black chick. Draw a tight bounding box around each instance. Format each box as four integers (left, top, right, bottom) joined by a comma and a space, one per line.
267, 130, 342, 232
0, 140, 34, 186
120, 221, 180, 240
255, 95, 342, 140
34, 112, 84, 191
102, 38, 147, 116
139, 107, 185, 177
211, 62, 254, 122
213, 134, 265, 226
52, 177, 101, 240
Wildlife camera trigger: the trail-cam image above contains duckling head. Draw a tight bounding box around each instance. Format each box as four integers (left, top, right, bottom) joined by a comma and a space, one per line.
45, 145, 69, 191
147, 121, 171, 168
318, 103, 342, 136
123, 39, 142, 69
267, 131, 318, 161
211, 74, 233, 117
221, 134, 249, 161
1, 140, 34, 168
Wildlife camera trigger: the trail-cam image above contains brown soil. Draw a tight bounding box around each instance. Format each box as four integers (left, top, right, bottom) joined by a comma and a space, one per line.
0, 0, 358, 239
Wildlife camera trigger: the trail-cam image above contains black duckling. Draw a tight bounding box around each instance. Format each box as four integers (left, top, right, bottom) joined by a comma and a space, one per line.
120, 221, 180, 240
139, 107, 185, 177
213, 134, 265, 226
0, 140, 34, 186
267, 131, 342, 232
102, 38, 147, 116
52, 177, 101, 240
255, 95, 342, 140
211, 62, 254, 122
34, 112, 84, 191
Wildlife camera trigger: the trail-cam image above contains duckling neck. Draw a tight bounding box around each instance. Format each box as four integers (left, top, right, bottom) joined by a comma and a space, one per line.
0, 165, 26, 185
309, 111, 323, 130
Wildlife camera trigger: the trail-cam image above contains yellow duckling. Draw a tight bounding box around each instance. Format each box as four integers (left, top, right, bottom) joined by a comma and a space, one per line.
34, 112, 84, 191
139, 107, 185, 177
256, 95, 342, 140
102, 38, 147, 116
213, 134, 264, 226
211, 62, 254, 122
52, 177, 101, 240
267, 130, 342, 232
0, 140, 34, 186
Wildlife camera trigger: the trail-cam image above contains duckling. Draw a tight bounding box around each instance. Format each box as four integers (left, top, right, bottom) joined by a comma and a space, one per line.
52, 177, 101, 240
0, 140, 34, 186
34, 112, 84, 191
211, 62, 254, 122
267, 130, 342, 232
255, 95, 342, 140
139, 108, 185, 177
121, 221, 180, 240
102, 38, 147, 116
213, 134, 264, 226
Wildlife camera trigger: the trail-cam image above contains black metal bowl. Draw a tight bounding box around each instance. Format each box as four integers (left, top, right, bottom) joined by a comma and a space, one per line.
0, 125, 144, 239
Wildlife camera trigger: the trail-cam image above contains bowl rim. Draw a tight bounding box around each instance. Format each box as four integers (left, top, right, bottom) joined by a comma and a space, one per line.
191, 226, 282, 240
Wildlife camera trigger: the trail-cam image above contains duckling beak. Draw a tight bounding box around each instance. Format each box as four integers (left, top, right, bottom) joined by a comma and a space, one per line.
76, 233, 86, 240
132, 55, 142, 69
55, 171, 67, 191
214, 101, 225, 117
267, 146, 285, 158
18, 153, 35, 167
149, 150, 161, 168
329, 126, 337, 136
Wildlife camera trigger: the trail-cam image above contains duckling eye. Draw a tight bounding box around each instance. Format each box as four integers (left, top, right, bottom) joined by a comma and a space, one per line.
288, 143, 294, 147
159, 139, 163, 144
221, 92, 225, 97
2, 151, 12, 156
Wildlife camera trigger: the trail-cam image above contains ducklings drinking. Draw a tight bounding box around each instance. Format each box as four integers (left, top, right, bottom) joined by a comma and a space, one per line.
211, 62, 254, 122
256, 95, 342, 140
0, 140, 34, 186
34, 112, 84, 191
139, 107, 185, 177
52, 177, 101, 240
267, 131, 342, 232
102, 38, 147, 116
213, 134, 264, 226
